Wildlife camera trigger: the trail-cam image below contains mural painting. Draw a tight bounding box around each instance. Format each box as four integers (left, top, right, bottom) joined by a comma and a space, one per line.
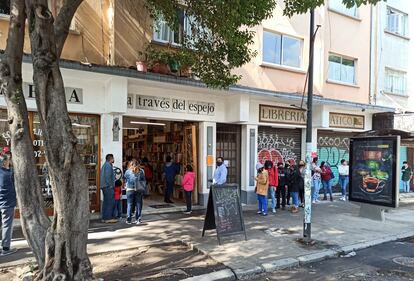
257, 132, 300, 166
317, 133, 351, 187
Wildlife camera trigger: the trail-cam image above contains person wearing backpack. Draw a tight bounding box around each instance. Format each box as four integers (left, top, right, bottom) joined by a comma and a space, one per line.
320, 161, 333, 201
265, 160, 278, 214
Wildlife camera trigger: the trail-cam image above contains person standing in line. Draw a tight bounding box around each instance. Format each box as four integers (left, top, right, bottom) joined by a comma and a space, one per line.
338, 159, 349, 201
320, 161, 334, 201
255, 163, 269, 216
124, 160, 146, 224
100, 154, 117, 223
0, 153, 17, 256
213, 157, 228, 185
277, 162, 288, 210
402, 161, 413, 193
290, 162, 303, 213
285, 163, 293, 206
311, 158, 322, 203
142, 157, 154, 194
298, 160, 306, 207
182, 165, 196, 215
163, 156, 179, 203
112, 177, 123, 219
265, 160, 278, 214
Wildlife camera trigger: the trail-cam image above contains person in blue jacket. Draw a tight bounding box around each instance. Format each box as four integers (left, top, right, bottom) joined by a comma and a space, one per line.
163, 156, 180, 204
100, 154, 117, 223
0, 153, 17, 256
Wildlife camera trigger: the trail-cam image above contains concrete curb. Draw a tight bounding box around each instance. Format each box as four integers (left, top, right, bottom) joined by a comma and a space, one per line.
185, 230, 414, 280
180, 269, 236, 281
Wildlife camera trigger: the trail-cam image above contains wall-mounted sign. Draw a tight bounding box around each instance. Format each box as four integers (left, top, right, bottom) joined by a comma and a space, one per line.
0, 83, 83, 104
128, 94, 215, 116
259, 105, 306, 125
349, 136, 400, 208
329, 112, 364, 129
373, 113, 414, 132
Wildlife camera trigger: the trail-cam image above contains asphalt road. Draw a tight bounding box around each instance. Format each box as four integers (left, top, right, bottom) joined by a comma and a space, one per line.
249, 238, 414, 281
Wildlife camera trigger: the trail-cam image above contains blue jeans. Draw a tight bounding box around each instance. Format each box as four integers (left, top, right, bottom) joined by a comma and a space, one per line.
1, 207, 14, 249
102, 188, 115, 220
165, 181, 174, 202
402, 180, 411, 193
127, 191, 143, 222
291, 192, 299, 207
112, 200, 122, 218
339, 176, 349, 196
269, 186, 276, 210
257, 194, 268, 214
312, 178, 321, 201
322, 179, 333, 199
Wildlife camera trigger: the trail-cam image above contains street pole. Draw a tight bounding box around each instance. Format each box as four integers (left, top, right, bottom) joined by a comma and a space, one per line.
303, 9, 315, 242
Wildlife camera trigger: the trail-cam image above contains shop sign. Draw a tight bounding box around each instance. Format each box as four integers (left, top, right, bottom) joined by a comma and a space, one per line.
0, 83, 83, 104
329, 112, 364, 129
393, 114, 414, 132
129, 94, 215, 116
259, 105, 306, 125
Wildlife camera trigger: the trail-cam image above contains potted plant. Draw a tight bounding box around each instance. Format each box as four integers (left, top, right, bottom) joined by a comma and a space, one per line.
177, 50, 195, 77
146, 46, 171, 75
136, 50, 148, 72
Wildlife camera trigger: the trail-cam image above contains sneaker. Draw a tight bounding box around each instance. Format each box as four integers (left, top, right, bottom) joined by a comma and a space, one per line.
291, 207, 299, 213
339, 197, 345, 201
183, 211, 192, 215
135, 220, 142, 225
257, 211, 262, 214
1, 248, 17, 256
272, 209, 276, 214
126, 220, 132, 225
330, 197, 334, 202
312, 200, 316, 204
262, 213, 268, 216
323, 197, 328, 201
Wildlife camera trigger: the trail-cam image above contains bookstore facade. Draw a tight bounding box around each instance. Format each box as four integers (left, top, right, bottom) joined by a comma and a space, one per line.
1, 63, 390, 213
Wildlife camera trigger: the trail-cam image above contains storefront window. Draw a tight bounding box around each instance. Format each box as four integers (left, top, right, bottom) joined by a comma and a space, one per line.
0, 109, 100, 213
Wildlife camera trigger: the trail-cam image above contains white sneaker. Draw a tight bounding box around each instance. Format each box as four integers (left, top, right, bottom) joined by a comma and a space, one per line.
272, 209, 276, 213
1, 248, 17, 256
312, 200, 316, 204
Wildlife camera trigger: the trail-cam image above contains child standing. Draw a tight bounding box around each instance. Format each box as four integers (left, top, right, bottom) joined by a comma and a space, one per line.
182, 165, 196, 215
113, 178, 123, 219
255, 163, 269, 216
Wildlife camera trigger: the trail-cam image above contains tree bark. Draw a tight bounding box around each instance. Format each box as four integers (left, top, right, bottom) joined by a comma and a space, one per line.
0, 0, 50, 268
23, 0, 93, 279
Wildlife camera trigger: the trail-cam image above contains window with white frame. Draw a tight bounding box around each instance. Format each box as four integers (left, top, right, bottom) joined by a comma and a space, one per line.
0, 2, 10, 15
263, 31, 303, 68
328, 54, 356, 84
153, 10, 195, 45
329, 0, 358, 18
384, 68, 407, 95
386, 7, 408, 37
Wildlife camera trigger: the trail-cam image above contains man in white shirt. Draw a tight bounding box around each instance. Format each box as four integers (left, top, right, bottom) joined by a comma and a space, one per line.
338, 159, 349, 201
213, 157, 227, 185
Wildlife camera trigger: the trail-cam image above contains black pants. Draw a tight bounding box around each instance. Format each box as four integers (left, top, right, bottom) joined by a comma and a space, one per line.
299, 186, 304, 204
184, 190, 192, 212
276, 185, 287, 208
165, 181, 174, 202
286, 186, 291, 205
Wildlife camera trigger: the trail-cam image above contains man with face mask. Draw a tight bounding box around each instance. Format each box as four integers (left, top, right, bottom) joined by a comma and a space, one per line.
402, 161, 413, 193
213, 157, 227, 185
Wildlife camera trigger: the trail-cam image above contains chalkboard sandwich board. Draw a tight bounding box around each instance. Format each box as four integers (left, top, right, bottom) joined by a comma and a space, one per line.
202, 184, 247, 245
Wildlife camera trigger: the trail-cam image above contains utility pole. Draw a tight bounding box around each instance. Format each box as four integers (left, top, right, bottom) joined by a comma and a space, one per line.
303, 9, 315, 242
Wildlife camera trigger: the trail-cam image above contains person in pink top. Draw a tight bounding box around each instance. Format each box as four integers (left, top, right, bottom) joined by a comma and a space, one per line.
182, 165, 196, 214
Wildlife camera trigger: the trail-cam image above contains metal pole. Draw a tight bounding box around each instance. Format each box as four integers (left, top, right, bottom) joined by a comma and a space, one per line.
303, 9, 315, 242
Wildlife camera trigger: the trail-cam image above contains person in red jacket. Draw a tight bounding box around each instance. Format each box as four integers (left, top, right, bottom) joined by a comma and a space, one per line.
320, 161, 334, 201
265, 160, 278, 214
113, 177, 123, 219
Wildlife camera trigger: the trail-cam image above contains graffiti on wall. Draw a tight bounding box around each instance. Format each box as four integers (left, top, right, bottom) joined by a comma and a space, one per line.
317, 135, 350, 187
258, 133, 299, 165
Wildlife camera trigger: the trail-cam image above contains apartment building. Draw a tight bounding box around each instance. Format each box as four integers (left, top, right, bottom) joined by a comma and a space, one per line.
0, 0, 397, 209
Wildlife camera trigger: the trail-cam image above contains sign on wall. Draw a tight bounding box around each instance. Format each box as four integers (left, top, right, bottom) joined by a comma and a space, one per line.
329, 112, 364, 129
259, 105, 306, 125
128, 94, 215, 116
0, 83, 83, 104
349, 136, 400, 208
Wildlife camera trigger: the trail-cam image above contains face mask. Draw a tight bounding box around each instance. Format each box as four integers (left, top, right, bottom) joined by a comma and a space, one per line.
217, 162, 223, 166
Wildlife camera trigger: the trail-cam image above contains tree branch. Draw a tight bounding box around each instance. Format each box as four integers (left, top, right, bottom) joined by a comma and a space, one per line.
54, 0, 83, 57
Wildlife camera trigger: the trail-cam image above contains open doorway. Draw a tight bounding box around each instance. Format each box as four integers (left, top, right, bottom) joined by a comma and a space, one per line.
122, 117, 198, 210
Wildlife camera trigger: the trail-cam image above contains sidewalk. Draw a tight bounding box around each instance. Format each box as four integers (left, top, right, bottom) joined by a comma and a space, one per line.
2, 194, 414, 280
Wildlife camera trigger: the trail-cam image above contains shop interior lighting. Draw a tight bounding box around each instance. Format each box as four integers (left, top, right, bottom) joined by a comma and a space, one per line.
72, 123, 91, 128
130, 121, 166, 126
0, 119, 8, 122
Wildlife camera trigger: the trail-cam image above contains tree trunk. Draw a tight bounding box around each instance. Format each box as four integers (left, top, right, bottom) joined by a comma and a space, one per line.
25, 0, 93, 279
0, 0, 50, 268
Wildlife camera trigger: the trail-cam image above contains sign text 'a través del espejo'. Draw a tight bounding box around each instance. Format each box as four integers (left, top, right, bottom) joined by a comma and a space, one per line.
259, 105, 306, 125
0, 83, 83, 104
127, 94, 215, 116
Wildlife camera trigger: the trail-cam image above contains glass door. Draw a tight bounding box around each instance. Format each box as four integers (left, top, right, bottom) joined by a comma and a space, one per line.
184, 124, 198, 204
